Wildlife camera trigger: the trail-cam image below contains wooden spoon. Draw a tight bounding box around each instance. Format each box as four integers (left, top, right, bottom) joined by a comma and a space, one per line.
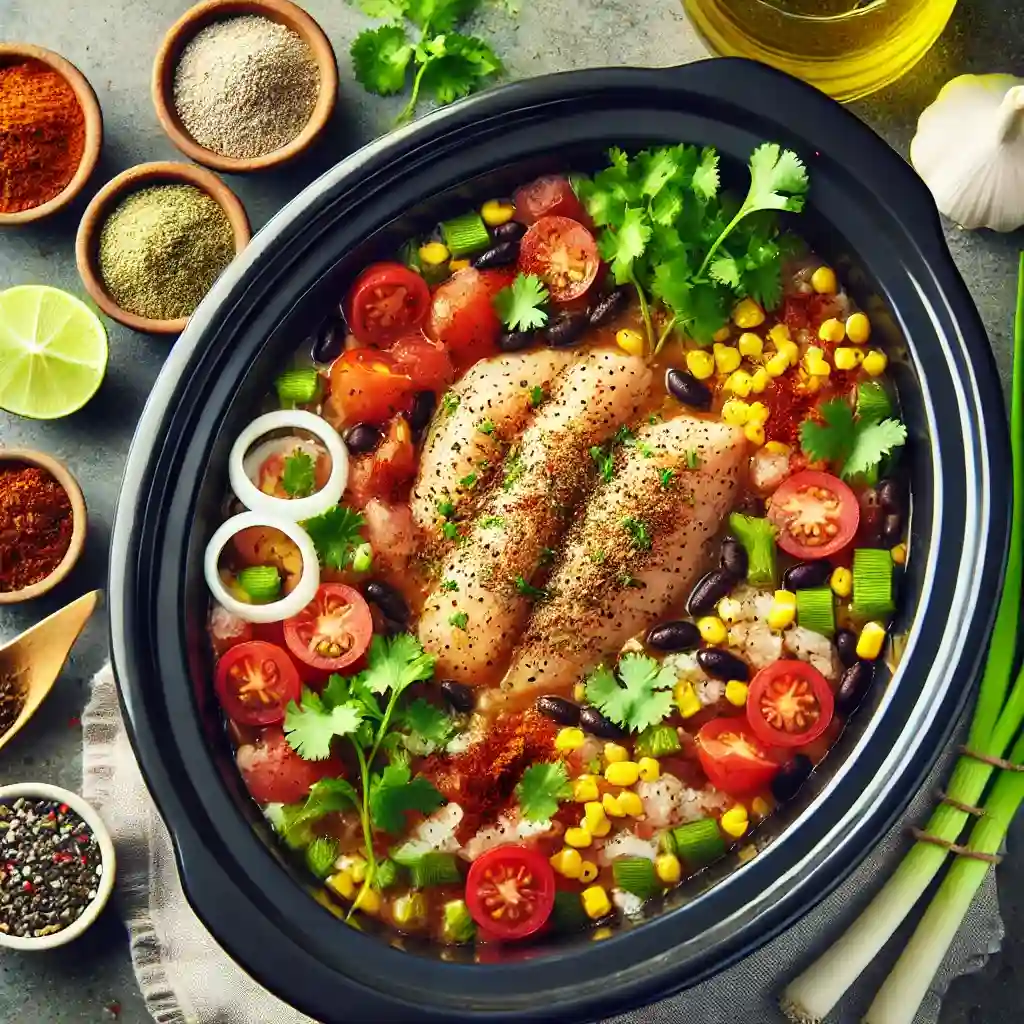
0, 590, 102, 756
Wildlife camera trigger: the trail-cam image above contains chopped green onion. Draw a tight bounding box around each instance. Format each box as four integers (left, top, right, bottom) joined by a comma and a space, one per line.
237, 565, 281, 603
305, 837, 339, 880
275, 367, 322, 407
851, 548, 895, 619
441, 212, 490, 257
612, 857, 659, 900
551, 891, 590, 933
635, 724, 682, 759
409, 852, 462, 888
442, 898, 476, 943
669, 818, 726, 869
796, 587, 836, 637
857, 380, 893, 423
351, 542, 373, 574
728, 513, 778, 587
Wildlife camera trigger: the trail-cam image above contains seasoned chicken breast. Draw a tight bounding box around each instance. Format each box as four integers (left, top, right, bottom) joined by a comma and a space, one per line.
418, 349, 652, 686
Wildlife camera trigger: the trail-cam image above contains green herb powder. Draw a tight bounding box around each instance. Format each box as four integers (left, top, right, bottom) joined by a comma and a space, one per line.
97, 184, 235, 321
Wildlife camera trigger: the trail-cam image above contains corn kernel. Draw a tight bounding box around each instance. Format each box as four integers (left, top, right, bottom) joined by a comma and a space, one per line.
713, 343, 742, 374
713, 326, 732, 343
618, 790, 644, 816
800, 371, 822, 394
550, 847, 584, 878
744, 422, 766, 446
776, 338, 800, 365
733, 298, 765, 329
767, 590, 797, 631
449, 258, 471, 272
335, 854, 368, 884
481, 198, 515, 226
811, 266, 838, 295
326, 870, 356, 901
818, 318, 845, 343
616, 328, 645, 357
747, 401, 769, 425
721, 399, 750, 426
573, 776, 600, 803
582, 885, 612, 920
891, 543, 907, 565
605, 761, 641, 787
830, 566, 853, 598
686, 349, 716, 380
604, 742, 629, 765
833, 346, 863, 371
638, 756, 661, 782
718, 596, 744, 624
725, 680, 749, 706
764, 352, 790, 378
573, 681, 587, 703
675, 680, 702, 718
751, 796, 771, 818
724, 370, 753, 398
418, 241, 450, 266
720, 806, 749, 838
698, 616, 728, 644
765, 441, 791, 456
768, 323, 791, 345
556, 727, 585, 752
802, 346, 831, 377
750, 367, 770, 394
863, 349, 888, 376
845, 311, 871, 344
655, 853, 682, 885
565, 826, 593, 849
737, 332, 763, 359
353, 886, 381, 915
602, 792, 625, 818
857, 621, 887, 660
579, 860, 599, 884
584, 801, 610, 835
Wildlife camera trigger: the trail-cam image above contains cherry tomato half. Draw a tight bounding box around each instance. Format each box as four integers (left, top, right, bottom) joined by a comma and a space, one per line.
327, 348, 416, 427
237, 726, 342, 805
513, 175, 590, 227
747, 660, 835, 749
465, 845, 556, 941
283, 584, 374, 672
347, 262, 431, 345
695, 718, 780, 797
389, 334, 455, 392
427, 268, 513, 365
767, 470, 860, 560
215, 641, 301, 726
519, 216, 600, 304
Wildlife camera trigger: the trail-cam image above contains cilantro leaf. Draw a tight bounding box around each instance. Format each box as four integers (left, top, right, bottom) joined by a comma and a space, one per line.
357, 0, 409, 16
600, 207, 651, 285
395, 698, 456, 747
303, 505, 366, 571
586, 653, 676, 734
351, 25, 414, 96
360, 634, 436, 696
799, 399, 857, 466
529, 384, 545, 407
282, 449, 315, 498
621, 515, 652, 551
515, 762, 571, 822
746, 143, 809, 214
841, 419, 908, 481
449, 611, 468, 631
369, 764, 445, 833
284, 688, 364, 761
589, 445, 614, 483
514, 576, 549, 601
709, 256, 741, 290
406, 0, 479, 31
301, 777, 360, 820
494, 273, 550, 331
417, 32, 502, 106
691, 147, 721, 201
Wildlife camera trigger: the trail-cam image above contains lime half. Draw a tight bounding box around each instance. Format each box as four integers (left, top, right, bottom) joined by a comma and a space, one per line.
0, 285, 108, 419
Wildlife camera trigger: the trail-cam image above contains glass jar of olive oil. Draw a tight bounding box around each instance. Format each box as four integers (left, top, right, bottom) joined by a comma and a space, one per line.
682, 0, 957, 102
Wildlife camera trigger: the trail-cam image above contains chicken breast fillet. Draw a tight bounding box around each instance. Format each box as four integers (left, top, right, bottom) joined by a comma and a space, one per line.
493, 414, 746, 703
411, 350, 574, 537
418, 349, 652, 686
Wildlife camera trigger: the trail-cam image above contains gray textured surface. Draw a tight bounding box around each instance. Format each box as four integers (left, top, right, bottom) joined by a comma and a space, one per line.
0, 0, 1021, 1021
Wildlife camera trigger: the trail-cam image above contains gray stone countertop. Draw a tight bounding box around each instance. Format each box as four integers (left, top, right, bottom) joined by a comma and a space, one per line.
1, 0, 1022, 1020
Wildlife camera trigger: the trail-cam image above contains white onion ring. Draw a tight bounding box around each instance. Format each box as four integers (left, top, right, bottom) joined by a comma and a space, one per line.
229, 410, 348, 522
203, 512, 320, 623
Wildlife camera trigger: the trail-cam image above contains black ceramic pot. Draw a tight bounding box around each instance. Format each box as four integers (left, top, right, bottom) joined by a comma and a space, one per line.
110, 59, 1010, 1023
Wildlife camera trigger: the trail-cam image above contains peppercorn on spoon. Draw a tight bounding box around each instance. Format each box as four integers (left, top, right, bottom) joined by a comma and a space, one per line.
0, 590, 101, 756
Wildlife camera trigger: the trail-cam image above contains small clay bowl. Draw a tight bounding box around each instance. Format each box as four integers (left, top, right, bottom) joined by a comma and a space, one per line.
152, 0, 339, 173
0, 449, 87, 605
0, 44, 103, 227
74, 161, 251, 335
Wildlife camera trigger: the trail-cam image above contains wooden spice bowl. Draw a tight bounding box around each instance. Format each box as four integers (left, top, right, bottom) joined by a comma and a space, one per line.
74, 161, 251, 335
0, 43, 103, 227
0, 449, 87, 605
152, 0, 339, 174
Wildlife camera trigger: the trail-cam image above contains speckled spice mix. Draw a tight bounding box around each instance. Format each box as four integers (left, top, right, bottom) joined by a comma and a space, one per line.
0, 798, 103, 938
0, 671, 26, 738
0, 463, 74, 592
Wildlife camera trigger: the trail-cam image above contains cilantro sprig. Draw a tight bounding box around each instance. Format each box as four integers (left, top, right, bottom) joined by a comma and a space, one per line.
494, 273, 550, 332
516, 761, 571, 823
282, 449, 316, 497
303, 505, 366, 570
585, 653, 677, 734
800, 396, 907, 481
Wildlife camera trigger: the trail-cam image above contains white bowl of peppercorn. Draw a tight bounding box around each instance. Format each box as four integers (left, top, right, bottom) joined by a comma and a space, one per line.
0, 783, 116, 950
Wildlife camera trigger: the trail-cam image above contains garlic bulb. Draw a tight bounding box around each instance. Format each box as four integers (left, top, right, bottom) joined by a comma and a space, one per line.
910, 74, 1024, 232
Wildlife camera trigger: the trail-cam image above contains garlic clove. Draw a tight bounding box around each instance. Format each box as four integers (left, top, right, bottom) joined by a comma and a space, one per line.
911, 74, 1024, 233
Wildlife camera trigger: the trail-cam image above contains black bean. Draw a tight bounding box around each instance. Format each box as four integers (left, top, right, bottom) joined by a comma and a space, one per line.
835, 628, 859, 668
646, 620, 702, 652
720, 537, 748, 579
472, 240, 520, 269
409, 390, 436, 433
686, 570, 736, 617
877, 478, 907, 515
666, 369, 713, 411
835, 661, 876, 715
344, 423, 383, 455
381, 616, 406, 638
535, 696, 581, 726
696, 648, 750, 682
363, 580, 409, 625
880, 512, 902, 548
783, 560, 832, 592
498, 329, 535, 352
492, 220, 526, 242
770, 755, 814, 804
587, 288, 630, 327
440, 680, 475, 714
579, 705, 626, 739
311, 319, 345, 364
543, 312, 588, 349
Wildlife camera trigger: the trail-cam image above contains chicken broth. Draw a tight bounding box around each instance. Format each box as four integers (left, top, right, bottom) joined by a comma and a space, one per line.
203, 143, 909, 949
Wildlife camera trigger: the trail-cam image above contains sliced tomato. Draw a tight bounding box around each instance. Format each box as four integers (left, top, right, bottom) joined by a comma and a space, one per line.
465, 845, 556, 941
513, 176, 589, 226
327, 348, 416, 427
283, 584, 374, 672
519, 216, 599, 304
237, 726, 342, 805
215, 641, 301, 726
747, 660, 834, 749
695, 718, 780, 796
389, 334, 455, 391
347, 262, 431, 345
767, 469, 860, 560
426, 268, 513, 365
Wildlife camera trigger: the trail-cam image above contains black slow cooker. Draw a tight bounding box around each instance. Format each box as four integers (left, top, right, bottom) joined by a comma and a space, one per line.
109, 59, 1011, 1023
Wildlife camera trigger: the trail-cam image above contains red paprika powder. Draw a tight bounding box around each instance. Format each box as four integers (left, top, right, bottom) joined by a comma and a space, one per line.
0, 59, 86, 214
0, 464, 74, 592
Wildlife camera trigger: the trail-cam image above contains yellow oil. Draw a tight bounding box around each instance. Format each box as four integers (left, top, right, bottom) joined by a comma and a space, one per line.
682, 0, 957, 102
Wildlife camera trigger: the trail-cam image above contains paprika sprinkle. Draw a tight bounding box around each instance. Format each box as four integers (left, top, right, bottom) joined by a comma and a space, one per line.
0, 58, 86, 214
0, 463, 74, 593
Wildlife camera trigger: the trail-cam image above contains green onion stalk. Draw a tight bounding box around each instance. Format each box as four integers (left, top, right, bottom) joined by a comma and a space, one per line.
781, 253, 1024, 1023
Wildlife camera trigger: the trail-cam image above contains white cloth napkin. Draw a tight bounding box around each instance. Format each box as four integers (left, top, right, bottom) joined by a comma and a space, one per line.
82, 663, 1004, 1024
